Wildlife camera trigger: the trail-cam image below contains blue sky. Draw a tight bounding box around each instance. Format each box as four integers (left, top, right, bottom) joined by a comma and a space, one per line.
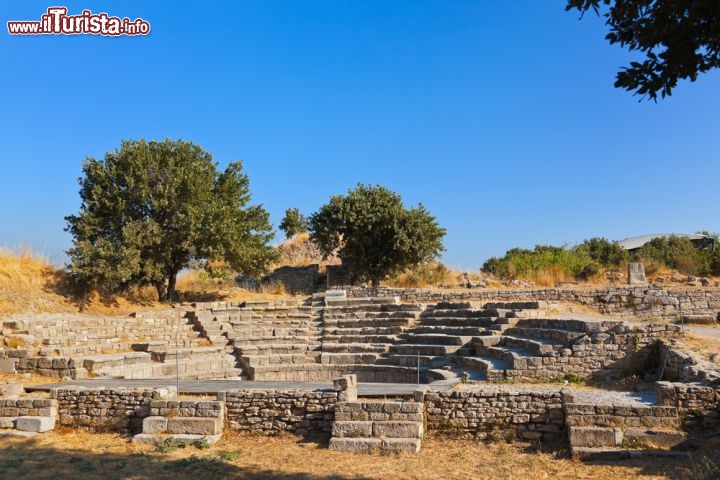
1, 1, 718, 270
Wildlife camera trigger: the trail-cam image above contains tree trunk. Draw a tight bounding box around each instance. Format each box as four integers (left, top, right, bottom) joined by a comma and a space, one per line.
154, 279, 167, 302
167, 270, 179, 302
371, 278, 380, 287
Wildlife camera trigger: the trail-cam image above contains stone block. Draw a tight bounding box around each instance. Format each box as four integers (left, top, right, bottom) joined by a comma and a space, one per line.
0, 417, 16, 429
15, 416, 55, 433
133, 433, 221, 445
332, 421, 372, 438
373, 421, 422, 438
381, 438, 421, 453
0, 381, 23, 397
142, 416, 168, 434
167, 417, 222, 435
568, 426, 622, 448
329, 437, 381, 452
628, 263, 647, 285
0, 359, 18, 374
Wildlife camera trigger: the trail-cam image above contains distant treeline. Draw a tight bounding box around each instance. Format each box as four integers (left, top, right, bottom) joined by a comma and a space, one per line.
482, 235, 720, 282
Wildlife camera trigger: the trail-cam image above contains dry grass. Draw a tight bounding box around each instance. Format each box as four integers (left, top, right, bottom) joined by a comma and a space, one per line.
678, 333, 720, 360
0, 429, 706, 480
0, 249, 297, 318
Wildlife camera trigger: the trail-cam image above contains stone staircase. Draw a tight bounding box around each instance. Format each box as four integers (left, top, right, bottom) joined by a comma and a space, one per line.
134, 397, 225, 445
458, 317, 602, 381
566, 398, 689, 460
321, 301, 422, 366
377, 302, 532, 378
328, 376, 424, 454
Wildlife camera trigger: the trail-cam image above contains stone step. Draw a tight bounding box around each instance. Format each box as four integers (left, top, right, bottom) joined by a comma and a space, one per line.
332, 420, 423, 438
324, 326, 405, 336
503, 327, 585, 344
143, 346, 227, 362
484, 301, 541, 310
399, 334, 472, 346
569, 426, 687, 450
319, 353, 380, 365
514, 318, 604, 333
322, 318, 415, 328
81, 352, 152, 370
328, 437, 421, 453
133, 433, 222, 445
228, 330, 311, 340
234, 344, 309, 355
377, 354, 448, 368
423, 308, 515, 319
456, 355, 512, 379
417, 316, 510, 329
390, 344, 462, 356
238, 353, 309, 367
411, 325, 491, 336
500, 336, 563, 356
321, 343, 390, 354
571, 447, 690, 461
322, 334, 400, 344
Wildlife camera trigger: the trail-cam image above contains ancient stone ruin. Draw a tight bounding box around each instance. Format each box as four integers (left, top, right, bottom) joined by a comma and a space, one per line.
1, 286, 719, 459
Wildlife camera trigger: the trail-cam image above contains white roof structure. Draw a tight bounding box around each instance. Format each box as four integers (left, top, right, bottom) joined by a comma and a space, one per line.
617, 233, 711, 250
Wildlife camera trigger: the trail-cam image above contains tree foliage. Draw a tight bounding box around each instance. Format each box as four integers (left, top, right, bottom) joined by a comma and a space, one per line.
65, 139, 278, 301
279, 207, 309, 239
566, 0, 720, 100
634, 235, 719, 276
483, 238, 628, 281
309, 184, 446, 286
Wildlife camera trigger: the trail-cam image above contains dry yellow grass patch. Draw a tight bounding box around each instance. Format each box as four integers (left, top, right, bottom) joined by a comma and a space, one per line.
0, 430, 704, 480
678, 333, 720, 360
0, 249, 300, 318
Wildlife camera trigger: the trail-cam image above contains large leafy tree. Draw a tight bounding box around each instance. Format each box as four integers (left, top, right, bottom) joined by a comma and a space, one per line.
566, 1, 720, 100
309, 184, 446, 286
65, 139, 278, 301
279, 207, 309, 239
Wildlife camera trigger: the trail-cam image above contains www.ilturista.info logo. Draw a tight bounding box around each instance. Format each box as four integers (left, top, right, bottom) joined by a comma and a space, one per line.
7, 7, 150, 36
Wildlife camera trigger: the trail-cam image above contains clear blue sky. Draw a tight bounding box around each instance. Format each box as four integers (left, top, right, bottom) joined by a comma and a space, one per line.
1, 1, 718, 270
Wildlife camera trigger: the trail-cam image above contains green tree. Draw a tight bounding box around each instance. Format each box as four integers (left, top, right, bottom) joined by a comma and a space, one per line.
566, 1, 720, 100
65, 138, 278, 301
572, 237, 628, 267
279, 207, 309, 239
309, 184, 446, 286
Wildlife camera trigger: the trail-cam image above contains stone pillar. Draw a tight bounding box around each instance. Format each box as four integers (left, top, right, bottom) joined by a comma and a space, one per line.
333, 374, 357, 402
627, 262, 647, 285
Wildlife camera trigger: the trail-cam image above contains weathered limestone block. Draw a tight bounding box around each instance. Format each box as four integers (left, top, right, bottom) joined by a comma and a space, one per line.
15, 416, 55, 433
568, 426, 622, 448
167, 417, 222, 435
329, 437, 381, 452
372, 421, 422, 438
142, 416, 168, 434
332, 421, 373, 438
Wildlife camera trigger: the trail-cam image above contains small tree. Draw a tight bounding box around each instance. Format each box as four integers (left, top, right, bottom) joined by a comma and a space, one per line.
309, 184, 446, 286
279, 207, 309, 239
65, 138, 278, 301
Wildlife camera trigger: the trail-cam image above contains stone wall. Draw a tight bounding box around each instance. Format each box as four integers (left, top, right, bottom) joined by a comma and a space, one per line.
656, 341, 720, 383
263, 265, 319, 295
564, 402, 679, 429
656, 381, 720, 431
422, 387, 566, 441
53, 387, 173, 433
221, 389, 337, 436
15, 356, 81, 378
340, 285, 720, 320
0, 398, 57, 419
